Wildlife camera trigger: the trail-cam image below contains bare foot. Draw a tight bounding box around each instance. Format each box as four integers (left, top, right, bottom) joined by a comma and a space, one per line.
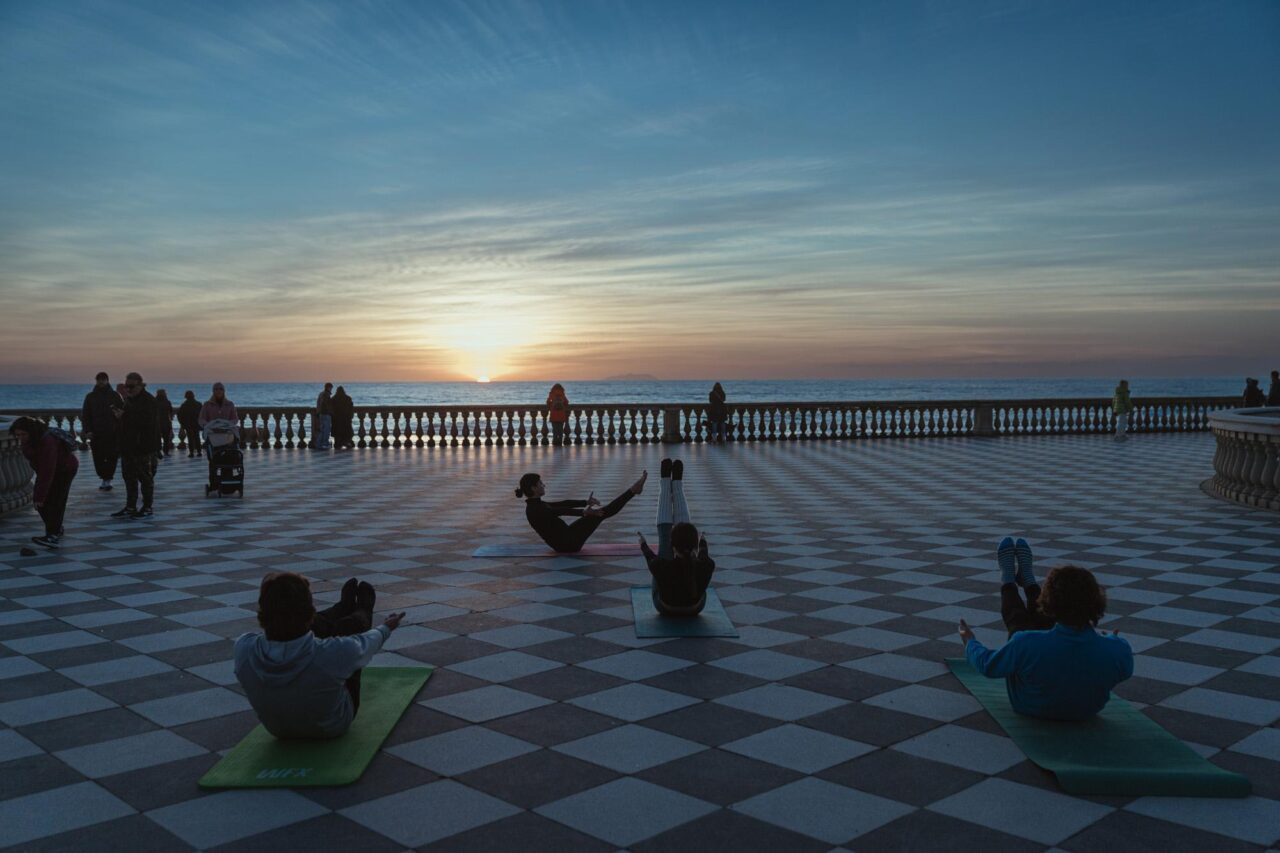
631, 470, 648, 494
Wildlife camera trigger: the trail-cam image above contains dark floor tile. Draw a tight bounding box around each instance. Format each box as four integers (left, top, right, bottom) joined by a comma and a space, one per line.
773, 637, 875, 664
384, 704, 470, 747
421, 613, 515, 634
802, 703, 941, 746
1210, 750, 1280, 800
640, 702, 777, 746
395, 636, 503, 667
426, 810, 615, 853
1061, 809, 1260, 853
539, 612, 627, 634
97, 753, 221, 811
302, 753, 440, 810
0, 754, 86, 801
1202, 670, 1280, 701
91, 670, 213, 705
0, 669, 79, 701
781, 666, 901, 702
524, 636, 628, 664
506, 665, 627, 700
91, 617, 179, 641
171, 710, 262, 752
457, 749, 619, 809
651, 638, 750, 663
641, 664, 766, 700
1141, 706, 1258, 749
1109, 677, 1187, 706
995, 761, 1131, 808
151, 641, 236, 668
1146, 641, 1253, 668
486, 702, 622, 747
25, 812, 188, 853
758, 595, 832, 615
819, 748, 983, 807
19, 707, 158, 752
854, 809, 1036, 853
636, 748, 803, 806
418, 668, 489, 698
209, 813, 404, 853
631, 808, 828, 853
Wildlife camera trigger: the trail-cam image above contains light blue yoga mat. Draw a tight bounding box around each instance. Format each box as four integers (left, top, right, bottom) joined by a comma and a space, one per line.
631, 587, 738, 638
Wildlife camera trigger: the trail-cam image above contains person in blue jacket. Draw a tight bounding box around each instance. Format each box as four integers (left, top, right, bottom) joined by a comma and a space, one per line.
958, 537, 1133, 721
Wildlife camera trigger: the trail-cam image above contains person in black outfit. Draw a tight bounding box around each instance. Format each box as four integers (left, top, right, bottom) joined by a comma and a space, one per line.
81, 371, 123, 491
331, 386, 355, 449
707, 383, 728, 443
178, 390, 202, 457
1243, 377, 1266, 408
1268, 370, 1280, 406
515, 469, 647, 553
638, 459, 715, 615
112, 372, 160, 519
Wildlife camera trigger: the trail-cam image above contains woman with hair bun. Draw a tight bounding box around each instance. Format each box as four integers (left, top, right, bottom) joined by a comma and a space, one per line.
957, 537, 1133, 720
516, 469, 646, 553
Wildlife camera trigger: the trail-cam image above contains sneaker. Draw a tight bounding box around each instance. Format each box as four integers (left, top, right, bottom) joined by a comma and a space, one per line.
341, 578, 359, 610
110, 506, 136, 518
356, 581, 376, 613
98, 479, 111, 491
31, 535, 60, 550
136, 506, 154, 518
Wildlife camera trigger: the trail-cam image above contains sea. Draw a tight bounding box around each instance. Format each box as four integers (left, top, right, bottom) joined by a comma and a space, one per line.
0, 378, 1246, 410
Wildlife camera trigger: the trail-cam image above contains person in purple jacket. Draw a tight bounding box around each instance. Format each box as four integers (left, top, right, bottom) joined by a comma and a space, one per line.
8, 417, 79, 550
958, 537, 1133, 720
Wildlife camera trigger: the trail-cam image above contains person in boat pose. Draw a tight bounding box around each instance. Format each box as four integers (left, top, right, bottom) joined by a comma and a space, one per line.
638, 458, 715, 615
516, 469, 647, 553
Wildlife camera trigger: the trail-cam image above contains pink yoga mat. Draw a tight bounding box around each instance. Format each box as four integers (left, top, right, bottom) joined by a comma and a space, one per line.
473, 543, 639, 558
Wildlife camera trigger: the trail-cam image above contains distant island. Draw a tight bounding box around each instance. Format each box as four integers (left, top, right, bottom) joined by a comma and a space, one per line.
602, 373, 660, 381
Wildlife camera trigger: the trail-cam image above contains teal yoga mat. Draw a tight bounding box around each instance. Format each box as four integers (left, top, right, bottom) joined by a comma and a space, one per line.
474, 543, 637, 557
948, 659, 1250, 797
631, 587, 738, 638
199, 667, 432, 788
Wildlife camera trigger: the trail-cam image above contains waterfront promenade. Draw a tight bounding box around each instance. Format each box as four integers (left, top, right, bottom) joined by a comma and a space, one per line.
0, 433, 1277, 850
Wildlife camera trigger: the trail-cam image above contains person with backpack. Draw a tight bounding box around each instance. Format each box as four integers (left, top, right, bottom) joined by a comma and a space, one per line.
546, 383, 570, 446
80, 371, 122, 491
8, 417, 79, 549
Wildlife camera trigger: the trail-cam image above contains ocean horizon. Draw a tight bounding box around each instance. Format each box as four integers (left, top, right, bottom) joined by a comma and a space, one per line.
0, 377, 1248, 411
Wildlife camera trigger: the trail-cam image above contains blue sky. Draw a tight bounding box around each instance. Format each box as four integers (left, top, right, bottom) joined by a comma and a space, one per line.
1, 0, 1277, 381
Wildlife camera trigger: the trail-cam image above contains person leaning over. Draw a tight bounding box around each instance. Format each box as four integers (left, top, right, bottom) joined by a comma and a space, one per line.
81, 371, 122, 491
8, 417, 78, 550
111, 372, 159, 520
235, 573, 404, 738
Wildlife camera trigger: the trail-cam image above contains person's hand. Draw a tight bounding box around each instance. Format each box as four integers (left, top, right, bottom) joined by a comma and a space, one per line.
586, 491, 600, 508
958, 618, 975, 645
382, 612, 406, 631
636, 531, 647, 545
584, 507, 603, 518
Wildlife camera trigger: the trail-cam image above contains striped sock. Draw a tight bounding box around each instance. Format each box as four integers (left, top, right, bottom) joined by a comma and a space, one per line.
1015, 538, 1036, 588
997, 536, 1017, 586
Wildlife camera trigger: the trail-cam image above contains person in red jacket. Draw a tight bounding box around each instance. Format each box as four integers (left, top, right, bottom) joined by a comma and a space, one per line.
8, 417, 79, 550
546, 383, 570, 446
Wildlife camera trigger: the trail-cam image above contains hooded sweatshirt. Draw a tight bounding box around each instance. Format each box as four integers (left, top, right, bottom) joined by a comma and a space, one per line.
234, 624, 390, 738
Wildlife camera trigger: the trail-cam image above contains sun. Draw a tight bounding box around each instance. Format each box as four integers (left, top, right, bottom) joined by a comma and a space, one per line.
476, 376, 491, 383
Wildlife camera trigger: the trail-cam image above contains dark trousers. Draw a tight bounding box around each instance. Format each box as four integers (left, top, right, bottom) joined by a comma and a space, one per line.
38, 468, 76, 536
160, 421, 173, 453
90, 434, 118, 481
312, 595, 374, 713
1002, 583, 1054, 638
121, 453, 155, 509
182, 424, 202, 455
551, 421, 566, 446
552, 489, 635, 553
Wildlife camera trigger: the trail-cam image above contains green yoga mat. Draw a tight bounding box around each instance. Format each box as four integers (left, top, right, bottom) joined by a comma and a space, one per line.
199, 667, 432, 788
947, 659, 1250, 797
632, 587, 738, 637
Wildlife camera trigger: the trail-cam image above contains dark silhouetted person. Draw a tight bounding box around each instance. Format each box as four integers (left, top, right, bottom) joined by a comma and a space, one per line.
957, 537, 1133, 720
155, 389, 174, 457
546, 383, 569, 446
516, 469, 646, 553
235, 572, 404, 738
314, 383, 333, 450
178, 390, 202, 457
637, 459, 715, 615
112, 372, 159, 519
1267, 371, 1279, 406
8, 417, 78, 550
1244, 377, 1266, 408
707, 382, 728, 443
81, 371, 122, 491
1112, 379, 1133, 441
331, 386, 355, 449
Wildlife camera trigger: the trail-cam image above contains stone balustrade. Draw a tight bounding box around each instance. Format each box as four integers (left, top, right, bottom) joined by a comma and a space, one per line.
0, 397, 1237, 452
1206, 407, 1280, 512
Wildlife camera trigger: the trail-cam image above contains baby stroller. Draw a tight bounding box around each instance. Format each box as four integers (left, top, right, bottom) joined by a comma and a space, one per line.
203, 419, 244, 498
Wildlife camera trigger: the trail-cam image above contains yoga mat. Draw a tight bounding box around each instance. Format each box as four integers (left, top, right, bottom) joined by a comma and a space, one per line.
473, 543, 638, 558
199, 666, 432, 788
632, 587, 738, 638
947, 659, 1250, 797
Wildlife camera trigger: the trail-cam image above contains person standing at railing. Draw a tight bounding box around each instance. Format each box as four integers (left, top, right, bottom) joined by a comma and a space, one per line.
1243, 377, 1266, 408
314, 383, 334, 450
1268, 370, 1280, 406
547, 383, 569, 446
331, 386, 355, 450
1111, 380, 1134, 442
178, 390, 202, 457
707, 382, 728, 444
80, 371, 122, 492
154, 389, 175, 458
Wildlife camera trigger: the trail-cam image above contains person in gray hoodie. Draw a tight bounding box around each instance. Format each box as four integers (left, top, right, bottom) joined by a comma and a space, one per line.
235, 573, 405, 739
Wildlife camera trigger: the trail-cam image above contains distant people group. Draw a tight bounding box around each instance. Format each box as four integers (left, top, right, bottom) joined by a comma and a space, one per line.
1243, 370, 1279, 407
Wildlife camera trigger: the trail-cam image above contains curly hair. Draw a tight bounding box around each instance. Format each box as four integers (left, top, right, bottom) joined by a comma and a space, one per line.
671, 522, 699, 554
257, 572, 316, 641
1037, 565, 1106, 627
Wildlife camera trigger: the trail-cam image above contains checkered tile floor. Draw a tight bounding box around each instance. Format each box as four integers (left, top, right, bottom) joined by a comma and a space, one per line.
1, 434, 1278, 851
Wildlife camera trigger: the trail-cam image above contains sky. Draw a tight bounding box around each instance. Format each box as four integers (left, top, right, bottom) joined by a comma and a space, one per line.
1, 0, 1277, 383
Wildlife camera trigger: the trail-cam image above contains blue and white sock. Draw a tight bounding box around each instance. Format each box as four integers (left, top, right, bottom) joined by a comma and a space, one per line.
656, 478, 673, 526
1015, 538, 1037, 588
997, 536, 1017, 586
